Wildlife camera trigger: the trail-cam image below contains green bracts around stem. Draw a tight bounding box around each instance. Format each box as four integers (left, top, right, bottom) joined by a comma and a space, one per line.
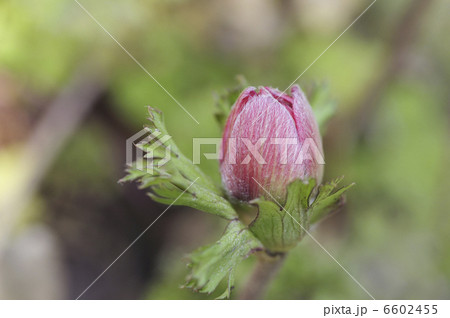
249, 178, 354, 253
185, 219, 263, 299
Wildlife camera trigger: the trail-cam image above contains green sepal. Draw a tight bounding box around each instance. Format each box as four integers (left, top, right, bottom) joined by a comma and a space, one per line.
213, 75, 249, 129
120, 107, 238, 220
249, 180, 314, 252
249, 178, 353, 253
308, 82, 337, 134
184, 219, 263, 299
309, 177, 355, 224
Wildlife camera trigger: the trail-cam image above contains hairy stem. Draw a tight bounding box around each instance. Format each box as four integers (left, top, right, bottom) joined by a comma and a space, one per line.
239, 252, 285, 299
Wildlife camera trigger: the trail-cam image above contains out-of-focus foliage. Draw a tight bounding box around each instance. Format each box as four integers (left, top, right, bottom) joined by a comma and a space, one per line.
1, 0, 449, 299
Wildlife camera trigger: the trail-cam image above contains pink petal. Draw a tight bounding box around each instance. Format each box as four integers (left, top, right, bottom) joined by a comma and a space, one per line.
221, 90, 299, 201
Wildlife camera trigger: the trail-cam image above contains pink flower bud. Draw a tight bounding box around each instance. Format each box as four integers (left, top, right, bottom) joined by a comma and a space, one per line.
220, 85, 324, 203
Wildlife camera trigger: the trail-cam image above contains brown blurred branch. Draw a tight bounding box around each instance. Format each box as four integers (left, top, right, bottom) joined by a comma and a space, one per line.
0, 66, 105, 248
352, 0, 433, 143
239, 252, 285, 300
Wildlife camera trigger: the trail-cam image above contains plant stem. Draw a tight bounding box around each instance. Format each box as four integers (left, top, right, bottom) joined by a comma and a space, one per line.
239, 252, 285, 299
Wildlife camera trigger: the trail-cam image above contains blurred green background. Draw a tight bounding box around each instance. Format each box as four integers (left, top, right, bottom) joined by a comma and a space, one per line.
0, 0, 449, 299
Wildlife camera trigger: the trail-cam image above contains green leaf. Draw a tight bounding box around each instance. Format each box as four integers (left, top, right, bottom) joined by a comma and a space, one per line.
249, 178, 354, 253
247, 200, 284, 252
308, 82, 337, 134
249, 180, 314, 252
213, 75, 249, 129
120, 107, 238, 220
185, 219, 263, 299
309, 178, 355, 224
